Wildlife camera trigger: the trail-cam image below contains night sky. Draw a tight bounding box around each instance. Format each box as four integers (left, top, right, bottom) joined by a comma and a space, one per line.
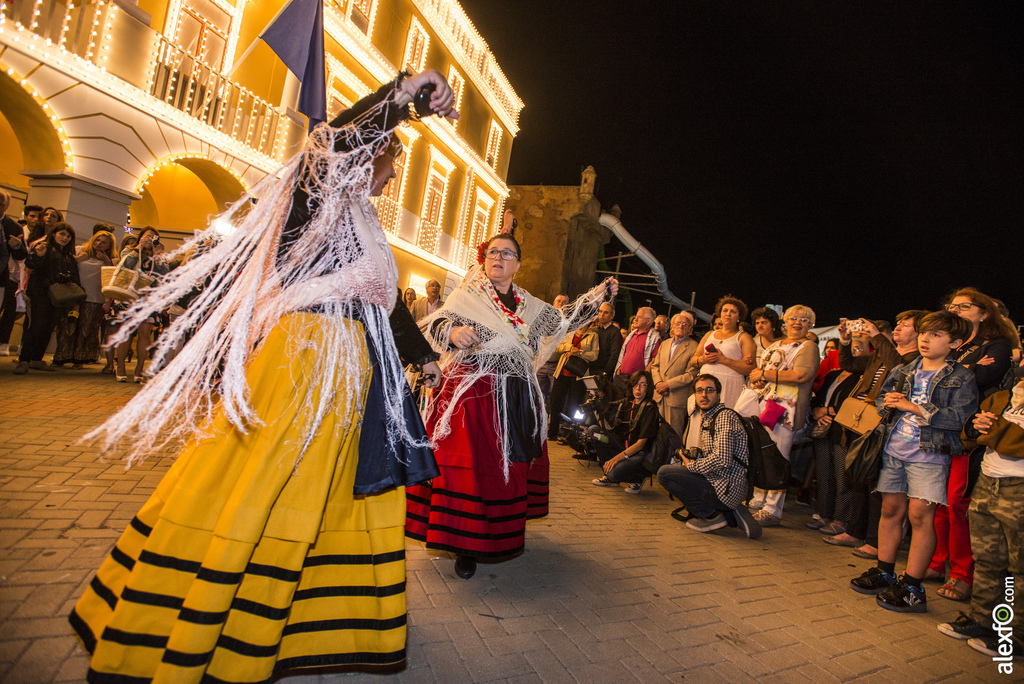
458, 0, 1022, 326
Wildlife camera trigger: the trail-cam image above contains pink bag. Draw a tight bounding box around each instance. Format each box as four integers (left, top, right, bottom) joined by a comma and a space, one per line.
759, 399, 787, 429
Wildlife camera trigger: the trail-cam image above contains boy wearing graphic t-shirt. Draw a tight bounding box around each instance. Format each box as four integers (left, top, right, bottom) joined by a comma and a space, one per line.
850, 311, 978, 613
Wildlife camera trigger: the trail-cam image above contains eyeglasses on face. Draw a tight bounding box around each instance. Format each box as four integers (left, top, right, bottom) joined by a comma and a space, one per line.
694, 387, 718, 394
485, 248, 518, 261
946, 303, 977, 312
787, 316, 809, 324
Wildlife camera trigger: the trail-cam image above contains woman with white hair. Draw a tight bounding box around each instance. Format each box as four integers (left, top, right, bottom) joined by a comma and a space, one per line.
746, 304, 821, 526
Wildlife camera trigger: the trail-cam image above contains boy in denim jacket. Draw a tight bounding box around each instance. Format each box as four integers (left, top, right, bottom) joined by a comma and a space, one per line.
850, 311, 979, 613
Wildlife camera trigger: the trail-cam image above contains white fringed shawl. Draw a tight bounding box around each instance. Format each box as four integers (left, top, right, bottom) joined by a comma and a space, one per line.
420, 267, 607, 479
85, 98, 430, 469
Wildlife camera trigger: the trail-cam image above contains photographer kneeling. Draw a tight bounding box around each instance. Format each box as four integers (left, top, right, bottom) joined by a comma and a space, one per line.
657, 374, 762, 539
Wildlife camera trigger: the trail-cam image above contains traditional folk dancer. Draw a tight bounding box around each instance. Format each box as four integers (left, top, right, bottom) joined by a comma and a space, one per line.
69, 70, 456, 682
405, 219, 617, 578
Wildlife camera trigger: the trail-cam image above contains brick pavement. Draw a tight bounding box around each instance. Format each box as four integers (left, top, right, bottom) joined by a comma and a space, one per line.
0, 364, 1004, 683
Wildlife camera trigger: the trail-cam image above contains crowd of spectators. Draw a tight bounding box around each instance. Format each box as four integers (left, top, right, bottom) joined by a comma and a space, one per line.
546, 288, 1022, 660
4, 198, 1023, 660
1, 198, 185, 382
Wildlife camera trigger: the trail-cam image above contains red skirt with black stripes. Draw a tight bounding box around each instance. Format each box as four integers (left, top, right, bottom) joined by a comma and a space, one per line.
406, 371, 549, 558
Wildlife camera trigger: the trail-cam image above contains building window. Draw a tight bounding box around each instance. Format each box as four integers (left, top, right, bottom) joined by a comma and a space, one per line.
371, 138, 409, 235
173, 0, 231, 70
382, 147, 407, 203
417, 147, 454, 253
446, 67, 464, 129
467, 188, 495, 268
403, 18, 429, 73
485, 121, 502, 168
408, 273, 430, 297
423, 174, 445, 226
349, 0, 377, 35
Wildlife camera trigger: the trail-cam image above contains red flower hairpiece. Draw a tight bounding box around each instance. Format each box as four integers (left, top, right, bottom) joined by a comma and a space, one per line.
476, 241, 489, 265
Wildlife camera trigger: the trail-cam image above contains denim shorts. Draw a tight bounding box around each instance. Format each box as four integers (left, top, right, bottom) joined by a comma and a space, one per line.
875, 450, 949, 506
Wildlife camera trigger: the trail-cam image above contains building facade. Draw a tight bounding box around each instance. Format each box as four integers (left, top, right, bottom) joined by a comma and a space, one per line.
0, 0, 521, 293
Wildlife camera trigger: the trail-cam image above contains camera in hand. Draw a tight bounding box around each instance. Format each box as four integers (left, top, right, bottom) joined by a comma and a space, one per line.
554, 374, 624, 461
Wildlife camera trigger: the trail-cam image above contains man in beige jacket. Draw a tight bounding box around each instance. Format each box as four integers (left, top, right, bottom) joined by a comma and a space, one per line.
650, 311, 699, 439
410, 279, 444, 321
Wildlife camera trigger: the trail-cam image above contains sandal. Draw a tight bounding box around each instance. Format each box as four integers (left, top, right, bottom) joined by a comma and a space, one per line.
937, 578, 972, 602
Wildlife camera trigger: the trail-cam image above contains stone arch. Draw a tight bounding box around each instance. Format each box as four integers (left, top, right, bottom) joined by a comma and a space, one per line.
0, 70, 68, 190
130, 156, 248, 235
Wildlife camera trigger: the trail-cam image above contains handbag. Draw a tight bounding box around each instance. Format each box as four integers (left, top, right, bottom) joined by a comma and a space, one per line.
807, 417, 832, 439
835, 397, 881, 435
759, 398, 787, 429
734, 387, 763, 417
48, 281, 87, 308
562, 353, 589, 378
102, 255, 156, 302
643, 421, 682, 473
843, 424, 887, 491
843, 375, 907, 490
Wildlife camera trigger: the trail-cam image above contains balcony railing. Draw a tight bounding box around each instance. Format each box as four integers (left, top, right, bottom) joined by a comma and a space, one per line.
371, 193, 401, 236
1, 0, 303, 162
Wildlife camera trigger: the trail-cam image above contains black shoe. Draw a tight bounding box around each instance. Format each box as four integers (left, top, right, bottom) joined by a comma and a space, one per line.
938, 612, 993, 641
876, 578, 927, 613
733, 505, 762, 540
850, 567, 897, 595
968, 633, 1024, 659
454, 555, 476, 579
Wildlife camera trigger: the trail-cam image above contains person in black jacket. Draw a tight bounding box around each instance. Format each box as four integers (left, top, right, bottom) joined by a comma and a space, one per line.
589, 302, 622, 377
15, 222, 80, 373
0, 191, 28, 348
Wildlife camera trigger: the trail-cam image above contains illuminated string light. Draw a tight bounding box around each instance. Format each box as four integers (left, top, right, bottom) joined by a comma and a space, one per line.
135, 152, 250, 194
0, 1, 282, 173
100, 4, 118, 70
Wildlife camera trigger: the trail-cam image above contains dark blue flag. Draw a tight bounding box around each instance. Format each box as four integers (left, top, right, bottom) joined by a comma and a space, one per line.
261, 0, 326, 130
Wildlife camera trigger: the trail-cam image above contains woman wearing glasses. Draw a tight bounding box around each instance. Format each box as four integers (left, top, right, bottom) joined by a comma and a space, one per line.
745, 304, 821, 526
927, 287, 1017, 603
407, 220, 617, 578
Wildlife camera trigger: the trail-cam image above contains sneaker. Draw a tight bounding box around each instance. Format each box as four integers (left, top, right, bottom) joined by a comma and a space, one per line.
0, 343, 8, 356
13, 361, 29, 375
876, 578, 927, 613
850, 567, 897, 595
938, 612, 993, 641
625, 481, 644, 495
592, 476, 617, 487
733, 505, 762, 539
751, 509, 781, 526
686, 514, 728, 533
967, 634, 1024, 659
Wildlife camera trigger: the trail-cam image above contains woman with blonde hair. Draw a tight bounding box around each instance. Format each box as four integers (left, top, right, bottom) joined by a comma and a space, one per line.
53, 230, 117, 368
746, 304, 821, 526
110, 227, 168, 382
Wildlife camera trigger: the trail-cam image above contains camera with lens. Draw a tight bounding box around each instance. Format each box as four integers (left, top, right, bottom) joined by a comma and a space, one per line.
556, 375, 626, 461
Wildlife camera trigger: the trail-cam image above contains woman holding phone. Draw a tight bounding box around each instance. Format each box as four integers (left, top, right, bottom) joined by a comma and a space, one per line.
691, 296, 756, 408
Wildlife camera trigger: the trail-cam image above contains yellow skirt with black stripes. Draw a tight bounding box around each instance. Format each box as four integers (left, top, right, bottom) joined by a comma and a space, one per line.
70, 314, 408, 682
